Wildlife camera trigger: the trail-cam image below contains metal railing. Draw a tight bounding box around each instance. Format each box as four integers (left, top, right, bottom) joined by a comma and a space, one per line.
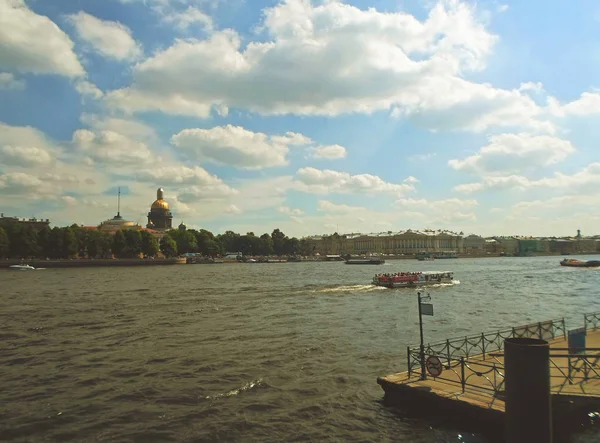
584, 312, 600, 331
549, 349, 600, 395
410, 351, 505, 401
407, 318, 566, 378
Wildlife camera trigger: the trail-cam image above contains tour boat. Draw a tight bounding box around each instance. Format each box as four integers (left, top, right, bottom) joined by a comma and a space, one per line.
372, 271, 454, 288
9, 264, 36, 271
560, 259, 600, 268
346, 258, 385, 265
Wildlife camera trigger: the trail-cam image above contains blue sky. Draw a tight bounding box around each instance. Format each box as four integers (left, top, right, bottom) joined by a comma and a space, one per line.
1, 0, 600, 237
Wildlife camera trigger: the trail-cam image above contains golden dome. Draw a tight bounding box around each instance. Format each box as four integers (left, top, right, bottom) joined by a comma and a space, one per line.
151, 199, 170, 210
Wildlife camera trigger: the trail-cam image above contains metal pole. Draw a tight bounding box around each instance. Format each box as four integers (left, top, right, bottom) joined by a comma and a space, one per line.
505, 338, 552, 443
418, 292, 426, 380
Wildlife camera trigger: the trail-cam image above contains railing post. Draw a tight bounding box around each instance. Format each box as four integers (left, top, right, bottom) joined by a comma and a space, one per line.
538, 322, 543, 340
562, 318, 566, 340
407, 346, 411, 378
446, 339, 451, 368
584, 357, 590, 381
460, 357, 465, 393
512, 327, 516, 338
481, 332, 486, 360
465, 337, 469, 359
568, 355, 572, 385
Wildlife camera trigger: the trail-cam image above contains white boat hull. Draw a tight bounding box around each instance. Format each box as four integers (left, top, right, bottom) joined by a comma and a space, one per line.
9, 265, 36, 270
373, 278, 454, 288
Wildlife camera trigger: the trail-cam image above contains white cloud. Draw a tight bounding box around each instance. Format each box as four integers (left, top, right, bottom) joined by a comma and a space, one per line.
104, 1, 551, 132
163, 6, 213, 31
80, 113, 157, 141
317, 200, 364, 213
61, 195, 77, 206
308, 144, 347, 160
295, 167, 415, 195
395, 197, 478, 212
67, 11, 143, 61
403, 176, 420, 184
0, 171, 59, 199
225, 204, 242, 214
449, 134, 575, 175
279, 206, 304, 215
560, 92, 600, 116
519, 81, 543, 93
134, 165, 238, 200
72, 129, 154, 165
409, 153, 436, 161
0, 72, 25, 90
75, 80, 103, 99
454, 162, 600, 193
0, 122, 57, 166
0, 0, 84, 76
172, 125, 312, 169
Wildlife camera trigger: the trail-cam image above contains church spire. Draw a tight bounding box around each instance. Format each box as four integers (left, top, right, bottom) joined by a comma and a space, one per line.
117, 186, 121, 217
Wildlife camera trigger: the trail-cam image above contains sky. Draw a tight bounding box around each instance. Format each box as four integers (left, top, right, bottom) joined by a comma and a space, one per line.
1, 0, 600, 238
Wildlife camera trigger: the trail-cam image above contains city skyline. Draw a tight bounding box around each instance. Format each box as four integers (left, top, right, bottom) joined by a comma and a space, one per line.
1, 0, 600, 237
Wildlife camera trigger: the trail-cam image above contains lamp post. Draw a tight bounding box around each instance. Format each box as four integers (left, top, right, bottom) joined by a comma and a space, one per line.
417, 291, 433, 380
418, 291, 426, 379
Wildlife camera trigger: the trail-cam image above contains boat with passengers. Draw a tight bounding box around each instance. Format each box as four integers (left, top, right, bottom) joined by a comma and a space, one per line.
372, 271, 454, 288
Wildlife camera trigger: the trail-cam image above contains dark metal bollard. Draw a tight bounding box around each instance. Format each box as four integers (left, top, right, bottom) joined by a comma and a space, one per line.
505, 338, 552, 443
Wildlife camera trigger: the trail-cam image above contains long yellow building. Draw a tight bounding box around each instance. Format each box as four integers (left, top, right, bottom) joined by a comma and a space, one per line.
305, 229, 464, 256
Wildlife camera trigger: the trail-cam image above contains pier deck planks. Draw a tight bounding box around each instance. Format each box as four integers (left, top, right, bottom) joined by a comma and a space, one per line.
378, 329, 600, 414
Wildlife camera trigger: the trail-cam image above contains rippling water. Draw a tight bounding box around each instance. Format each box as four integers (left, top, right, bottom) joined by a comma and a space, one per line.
2, 256, 600, 442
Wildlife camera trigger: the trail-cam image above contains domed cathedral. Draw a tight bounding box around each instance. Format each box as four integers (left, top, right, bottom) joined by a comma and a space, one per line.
147, 188, 173, 230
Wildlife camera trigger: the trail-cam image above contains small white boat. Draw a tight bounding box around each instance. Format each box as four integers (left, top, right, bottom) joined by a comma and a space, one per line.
9, 264, 36, 271
372, 271, 454, 288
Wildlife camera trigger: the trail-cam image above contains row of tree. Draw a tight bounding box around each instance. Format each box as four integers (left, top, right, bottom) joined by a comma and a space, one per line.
0, 221, 313, 259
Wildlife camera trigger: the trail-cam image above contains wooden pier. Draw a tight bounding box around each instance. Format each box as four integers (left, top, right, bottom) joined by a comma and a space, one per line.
378, 313, 600, 436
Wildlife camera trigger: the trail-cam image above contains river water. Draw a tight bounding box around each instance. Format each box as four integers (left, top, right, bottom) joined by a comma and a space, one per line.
2, 256, 600, 442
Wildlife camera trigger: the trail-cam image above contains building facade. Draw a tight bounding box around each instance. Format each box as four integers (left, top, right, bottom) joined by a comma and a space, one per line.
463, 234, 486, 254
0, 214, 50, 229
305, 229, 464, 256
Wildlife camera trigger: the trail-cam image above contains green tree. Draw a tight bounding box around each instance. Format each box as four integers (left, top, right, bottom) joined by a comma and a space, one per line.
141, 230, 159, 257
283, 237, 299, 255
37, 226, 50, 258
169, 229, 197, 254
47, 227, 64, 258
87, 231, 112, 258
239, 232, 261, 256
112, 230, 127, 257
204, 239, 221, 257
63, 227, 78, 258
271, 228, 286, 255
160, 235, 178, 257
217, 230, 241, 253
0, 227, 9, 258
259, 233, 274, 256
9, 225, 39, 258
123, 230, 142, 258
298, 238, 314, 256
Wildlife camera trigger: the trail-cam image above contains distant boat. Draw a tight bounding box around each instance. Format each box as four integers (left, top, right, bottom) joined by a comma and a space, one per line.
345, 258, 385, 265
9, 264, 36, 270
560, 259, 600, 268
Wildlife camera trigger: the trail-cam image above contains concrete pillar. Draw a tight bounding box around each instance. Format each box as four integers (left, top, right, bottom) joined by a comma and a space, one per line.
505, 338, 552, 443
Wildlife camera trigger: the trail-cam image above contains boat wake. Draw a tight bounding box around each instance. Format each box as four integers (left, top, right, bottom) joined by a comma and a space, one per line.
314, 284, 387, 293
205, 378, 264, 400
